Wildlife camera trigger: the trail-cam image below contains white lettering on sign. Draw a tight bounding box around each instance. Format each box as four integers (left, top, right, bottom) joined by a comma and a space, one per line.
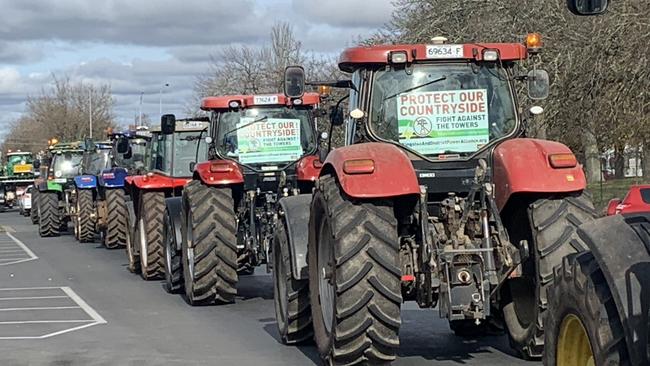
254, 95, 279, 105
425, 45, 464, 59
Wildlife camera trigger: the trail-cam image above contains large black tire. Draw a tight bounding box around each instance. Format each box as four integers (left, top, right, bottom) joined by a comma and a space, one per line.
38, 192, 61, 237
137, 191, 166, 280
31, 190, 39, 224
163, 206, 183, 294
273, 217, 313, 344
182, 180, 237, 305
544, 251, 627, 366
76, 189, 95, 243
309, 175, 401, 365
502, 193, 597, 359
103, 189, 128, 249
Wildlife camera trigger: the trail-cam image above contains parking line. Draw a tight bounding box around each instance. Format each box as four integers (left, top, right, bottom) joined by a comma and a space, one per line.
0, 296, 69, 301
0, 232, 37, 266
6, 232, 37, 258
0, 287, 107, 340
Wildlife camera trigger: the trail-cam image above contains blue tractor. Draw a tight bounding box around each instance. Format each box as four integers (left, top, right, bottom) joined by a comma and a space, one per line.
72, 132, 148, 247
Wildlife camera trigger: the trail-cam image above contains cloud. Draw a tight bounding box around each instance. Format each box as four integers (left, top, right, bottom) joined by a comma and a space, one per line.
292, 0, 393, 28
0, 0, 271, 47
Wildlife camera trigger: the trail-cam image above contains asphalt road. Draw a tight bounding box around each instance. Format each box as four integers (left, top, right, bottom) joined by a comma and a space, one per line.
0, 210, 539, 366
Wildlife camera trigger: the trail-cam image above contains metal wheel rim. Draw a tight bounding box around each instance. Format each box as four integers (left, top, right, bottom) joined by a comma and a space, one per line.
318, 217, 335, 334
186, 214, 195, 281
139, 216, 147, 268
557, 314, 595, 366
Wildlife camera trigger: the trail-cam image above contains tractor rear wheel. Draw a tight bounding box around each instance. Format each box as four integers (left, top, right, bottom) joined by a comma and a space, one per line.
502, 193, 596, 359
76, 189, 95, 243
30, 190, 39, 224
309, 175, 401, 365
163, 206, 182, 294
544, 251, 627, 366
182, 180, 237, 305
138, 191, 165, 280
38, 192, 60, 237
273, 217, 313, 344
103, 189, 128, 249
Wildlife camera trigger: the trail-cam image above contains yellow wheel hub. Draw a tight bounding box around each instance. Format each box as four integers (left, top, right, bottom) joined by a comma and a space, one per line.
557, 314, 595, 366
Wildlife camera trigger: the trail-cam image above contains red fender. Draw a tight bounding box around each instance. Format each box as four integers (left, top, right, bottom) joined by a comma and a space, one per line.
493, 138, 587, 210
125, 172, 191, 190
193, 160, 244, 186
296, 155, 322, 182
322, 142, 420, 199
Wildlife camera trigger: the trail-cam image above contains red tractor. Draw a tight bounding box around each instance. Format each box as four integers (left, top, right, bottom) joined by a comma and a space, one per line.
162, 87, 322, 305
124, 120, 209, 282
272, 36, 598, 364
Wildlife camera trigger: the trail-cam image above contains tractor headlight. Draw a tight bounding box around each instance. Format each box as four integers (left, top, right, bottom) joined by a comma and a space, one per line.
55, 170, 63, 178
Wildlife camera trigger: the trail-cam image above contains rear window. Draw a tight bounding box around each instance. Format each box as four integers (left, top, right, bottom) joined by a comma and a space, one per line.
641, 188, 650, 204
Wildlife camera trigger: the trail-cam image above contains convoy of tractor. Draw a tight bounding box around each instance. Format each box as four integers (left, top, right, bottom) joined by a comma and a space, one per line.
4, 15, 648, 365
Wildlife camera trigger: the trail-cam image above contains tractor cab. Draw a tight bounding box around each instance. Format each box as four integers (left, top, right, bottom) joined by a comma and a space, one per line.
110, 129, 150, 174
149, 120, 209, 178
200, 92, 321, 193
332, 35, 550, 197
4, 151, 34, 177
47, 142, 84, 186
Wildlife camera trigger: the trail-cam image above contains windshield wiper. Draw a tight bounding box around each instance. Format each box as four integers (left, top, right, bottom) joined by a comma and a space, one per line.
383, 76, 447, 101
223, 116, 268, 138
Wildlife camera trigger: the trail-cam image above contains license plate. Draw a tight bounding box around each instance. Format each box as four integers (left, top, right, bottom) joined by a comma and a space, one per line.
254, 95, 279, 105
425, 44, 464, 59
54, 178, 67, 183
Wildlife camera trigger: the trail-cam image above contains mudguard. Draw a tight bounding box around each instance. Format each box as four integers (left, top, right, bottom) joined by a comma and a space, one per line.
193, 160, 244, 186
493, 138, 587, 210
125, 173, 190, 190
98, 167, 128, 188
577, 214, 650, 366
74, 175, 97, 189
165, 197, 183, 252
322, 142, 420, 199
296, 155, 321, 182
279, 194, 312, 280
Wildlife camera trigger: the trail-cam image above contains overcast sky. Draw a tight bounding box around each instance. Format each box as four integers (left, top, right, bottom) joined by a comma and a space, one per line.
0, 0, 394, 140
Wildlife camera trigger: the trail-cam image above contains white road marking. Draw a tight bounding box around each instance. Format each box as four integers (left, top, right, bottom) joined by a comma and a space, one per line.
0, 287, 107, 340
0, 296, 68, 301
0, 232, 37, 266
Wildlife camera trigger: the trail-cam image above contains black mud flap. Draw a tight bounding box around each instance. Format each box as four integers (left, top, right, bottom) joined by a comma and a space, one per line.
578, 213, 650, 366
165, 197, 183, 252
278, 194, 312, 280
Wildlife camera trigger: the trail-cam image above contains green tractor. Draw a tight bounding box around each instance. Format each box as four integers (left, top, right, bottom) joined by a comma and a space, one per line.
34, 142, 84, 237
0, 150, 35, 211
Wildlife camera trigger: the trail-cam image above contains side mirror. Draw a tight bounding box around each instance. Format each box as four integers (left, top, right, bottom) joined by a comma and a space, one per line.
330, 106, 344, 126
161, 114, 176, 135
284, 66, 305, 98
123, 146, 133, 160
567, 0, 608, 15
116, 138, 129, 154
527, 69, 550, 100
33, 160, 41, 169
189, 161, 196, 172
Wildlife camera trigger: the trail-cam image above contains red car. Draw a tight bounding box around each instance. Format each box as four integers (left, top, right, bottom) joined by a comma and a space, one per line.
607, 184, 650, 215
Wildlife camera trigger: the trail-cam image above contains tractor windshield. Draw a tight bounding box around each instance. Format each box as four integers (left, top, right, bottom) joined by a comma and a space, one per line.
84, 149, 111, 175
369, 62, 517, 158
51, 152, 83, 178
114, 139, 147, 170
215, 107, 316, 166
7, 154, 33, 165
155, 131, 208, 177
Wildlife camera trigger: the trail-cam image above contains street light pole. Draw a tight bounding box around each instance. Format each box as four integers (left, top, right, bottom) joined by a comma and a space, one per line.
159, 83, 170, 119
89, 88, 93, 139
138, 91, 144, 127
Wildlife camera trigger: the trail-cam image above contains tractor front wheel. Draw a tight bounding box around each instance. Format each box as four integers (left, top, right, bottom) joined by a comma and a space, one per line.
182, 180, 237, 306
544, 251, 627, 366
273, 217, 313, 344
502, 193, 596, 359
76, 189, 95, 243
38, 192, 60, 237
137, 191, 166, 280
309, 175, 401, 365
103, 189, 128, 249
